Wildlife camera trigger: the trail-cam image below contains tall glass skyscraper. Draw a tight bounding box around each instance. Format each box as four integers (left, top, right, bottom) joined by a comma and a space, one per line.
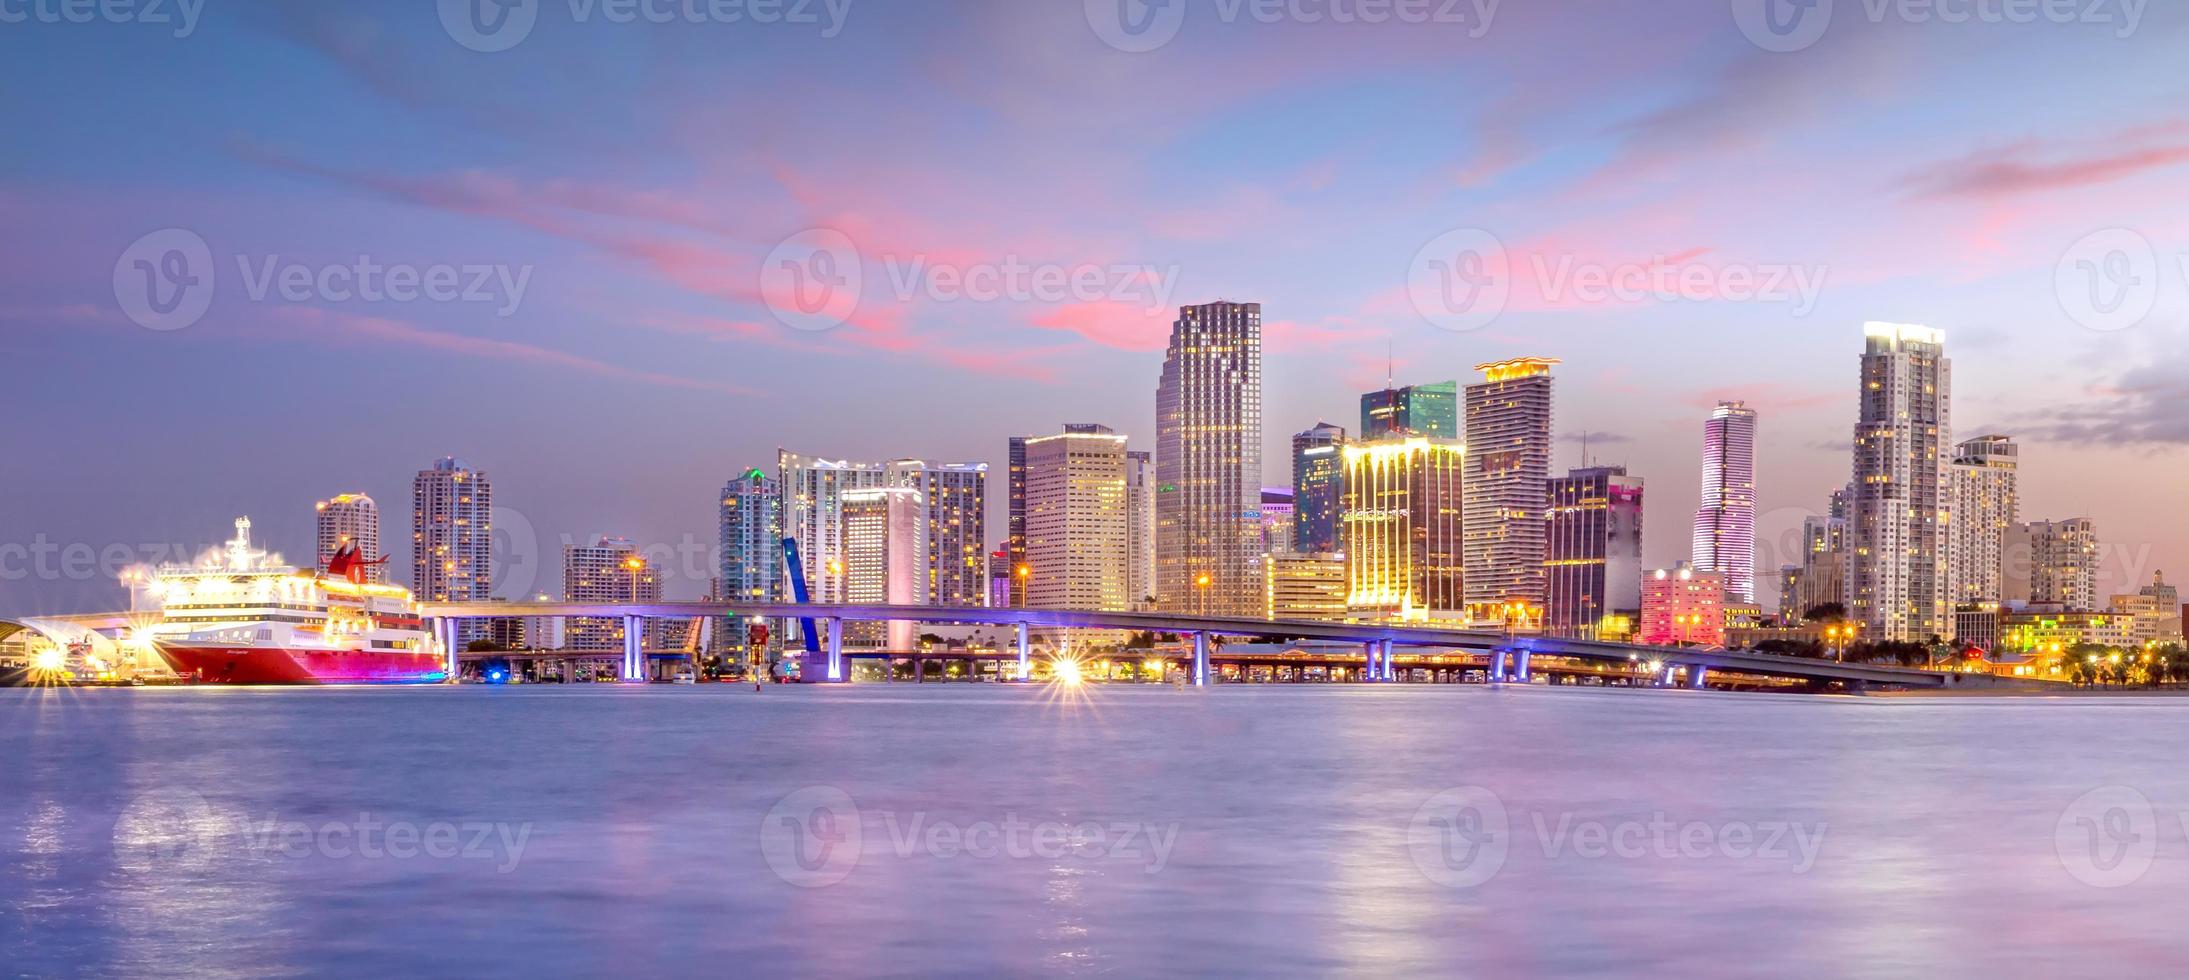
719, 467, 783, 665
1462, 358, 1556, 620
1360, 381, 1458, 440
1546, 465, 1644, 638
1155, 301, 1262, 618
1290, 422, 1346, 554
1691, 400, 1758, 603
1849, 322, 1951, 640
1341, 437, 1464, 621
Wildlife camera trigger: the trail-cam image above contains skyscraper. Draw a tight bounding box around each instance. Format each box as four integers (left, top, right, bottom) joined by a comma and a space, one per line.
412, 457, 492, 643
563, 536, 658, 651
315, 492, 381, 583
1360, 380, 1460, 440
1545, 465, 1644, 639
1007, 435, 1028, 607
1848, 322, 1951, 640
1796, 513, 1848, 615
1023, 425, 1130, 614
1259, 488, 1296, 557
1291, 422, 1346, 554
1341, 437, 1465, 621
1691, 400, 1758, 603
719, 467, 783, 665
1947, 434, 2018, 609
778, 451, 890, 604
1463, 357, 1557, 620
1125, 450, 1156, 609
887, 458, 987, 607
2020, 518, 2098, 611
1155, 301, 1262, 618
841, 486, 928, 649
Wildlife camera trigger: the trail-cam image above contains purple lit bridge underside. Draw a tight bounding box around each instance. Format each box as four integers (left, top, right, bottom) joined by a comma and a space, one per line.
408, 602, 1989, 690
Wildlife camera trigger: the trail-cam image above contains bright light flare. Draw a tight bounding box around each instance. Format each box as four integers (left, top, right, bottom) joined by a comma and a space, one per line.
1051, 655, 1084, 687
34, 648, 66, 671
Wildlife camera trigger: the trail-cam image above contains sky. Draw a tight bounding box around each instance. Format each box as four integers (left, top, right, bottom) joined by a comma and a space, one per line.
4, 0, 2188, 616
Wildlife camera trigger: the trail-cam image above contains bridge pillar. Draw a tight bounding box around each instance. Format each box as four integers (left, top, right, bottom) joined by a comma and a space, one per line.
1192, 631, 1210, 687
436, 618, 460, 682
1490, 648, 1509, 683
1657, 664, 1675, 687
1380, 639, 1396, 681
1686, 665, 1708, 690
622, 615, 644, 683
1362, 641, 1378, 682
1514, 650, 1532, 683
1015, 622, 1030, 681
825, 618, 844, 682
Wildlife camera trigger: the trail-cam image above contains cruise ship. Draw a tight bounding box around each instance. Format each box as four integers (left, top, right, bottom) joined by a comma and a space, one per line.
147, 518, 446, 684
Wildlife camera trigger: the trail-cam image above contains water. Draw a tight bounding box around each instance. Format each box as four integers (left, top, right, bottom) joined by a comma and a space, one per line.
5, 683, 2187, 977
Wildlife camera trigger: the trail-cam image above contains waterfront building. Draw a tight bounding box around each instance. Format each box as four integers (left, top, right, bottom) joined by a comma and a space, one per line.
778, 451, 889, 604
1264, 552, 1348, 622
1777, 564, 1804, 620
1463, 357, 1557, 620
2014, 518, 2099, 611
1260, 488, 1296, 557
719, 467, 783, 663
1848, 323, 1951, 641
1955, 602, 2003, 653
1155, 301, 1263, 618
1947, 434, 2019, 610
1544, 465, 1644, 639
563, 537, 658, 651
1022, 425, 1130, 615
1795, 514, 1847, 615
316, 492, 382, 583
412, 457, 492, 644
2110, 572, 2185, 646
1291, 423, 1346, 554
987, 548, 1011, 608
2000, 609, 2136, 655
1007, 436, 1028, 607
841, 486, 929, 650
1341, 437, 1464, 621
1691, 400, 1758, 603
886, 458, 988, 607
1360, 381, 1459, 440
1125, 450, 1156, 609
1640, 562, 1726, 647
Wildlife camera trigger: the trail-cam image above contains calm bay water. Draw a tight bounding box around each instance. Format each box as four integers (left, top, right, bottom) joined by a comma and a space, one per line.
5, 683, 2188, 977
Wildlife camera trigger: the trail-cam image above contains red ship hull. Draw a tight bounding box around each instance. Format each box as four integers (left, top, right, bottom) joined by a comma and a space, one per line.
156, 643, 446, 685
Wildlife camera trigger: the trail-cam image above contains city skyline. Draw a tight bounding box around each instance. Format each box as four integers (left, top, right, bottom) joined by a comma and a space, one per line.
9, 4, 2189, 618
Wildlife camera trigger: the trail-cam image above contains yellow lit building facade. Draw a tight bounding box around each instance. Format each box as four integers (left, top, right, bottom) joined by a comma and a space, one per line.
1265, 552, 1348, 622
1341, 437, 1464, 622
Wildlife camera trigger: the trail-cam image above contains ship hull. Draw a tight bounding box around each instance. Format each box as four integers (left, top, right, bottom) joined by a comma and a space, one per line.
156, 643, 446, 685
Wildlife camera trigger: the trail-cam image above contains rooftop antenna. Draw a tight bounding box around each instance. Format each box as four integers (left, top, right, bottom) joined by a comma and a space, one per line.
1386, 338, 1395, 389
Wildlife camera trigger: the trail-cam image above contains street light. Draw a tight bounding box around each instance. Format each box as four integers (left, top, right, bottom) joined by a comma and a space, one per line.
1016, 563, 1031, 609
1195, 572, 1212, 617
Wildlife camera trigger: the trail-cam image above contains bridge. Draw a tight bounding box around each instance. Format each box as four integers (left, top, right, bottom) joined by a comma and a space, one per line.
419, 601, 1998, 691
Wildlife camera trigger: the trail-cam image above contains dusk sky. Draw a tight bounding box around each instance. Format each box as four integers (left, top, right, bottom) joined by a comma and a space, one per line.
5, 0, 2187, 616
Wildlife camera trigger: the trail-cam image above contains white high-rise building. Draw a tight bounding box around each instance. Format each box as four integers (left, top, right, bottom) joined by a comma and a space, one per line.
2020, 518, 2098, 611
1848, 323, 1951, 640
1155, 301, 1263, 618
563, 537, 659, 651
1023, 425, 1130, 614
842, 486, 929, 650
1947, 434, 2018, 611
316, 492, 382, 583
778, 451, 890, 605
1691, 400, 1758, 603
1125, 450, 1156, 610
1463, 357, 1557, 620
412, 457, 493, 643
777, 451, 985, 609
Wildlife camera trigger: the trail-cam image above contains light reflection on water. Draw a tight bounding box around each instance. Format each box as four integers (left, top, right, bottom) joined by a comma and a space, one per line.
5, 683, 2189, 976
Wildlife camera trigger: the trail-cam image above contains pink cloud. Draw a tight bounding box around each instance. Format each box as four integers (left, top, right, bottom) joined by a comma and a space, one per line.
265, 307, 756, 395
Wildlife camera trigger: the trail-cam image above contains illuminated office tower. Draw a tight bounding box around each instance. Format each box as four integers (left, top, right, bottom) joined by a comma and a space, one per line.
412, 457, 492, 643
841, 486, 929, 650
886, 458, 987, 606
1125, 450, 1156, 609
316, 492, 381, 582
778, 451, 890, 604
1023, 425, 1130, 614
1463, 358, 1557, 620
1360, 381, 1459, 440
1545, 465, 1644, 638
1265, 552, 1348, 622
1848, 322, 1951, 640
719, 467, 783, 663
1260, 488, 1295, 557
1006, 436, 1028, 606
563, 537, 658, 652
1291, 422, 1346, 553
1690, 400, 1758, 603
1341, 437, 1464, 621
1947, 434, 2019, 608
1155, 301, 1262, 618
